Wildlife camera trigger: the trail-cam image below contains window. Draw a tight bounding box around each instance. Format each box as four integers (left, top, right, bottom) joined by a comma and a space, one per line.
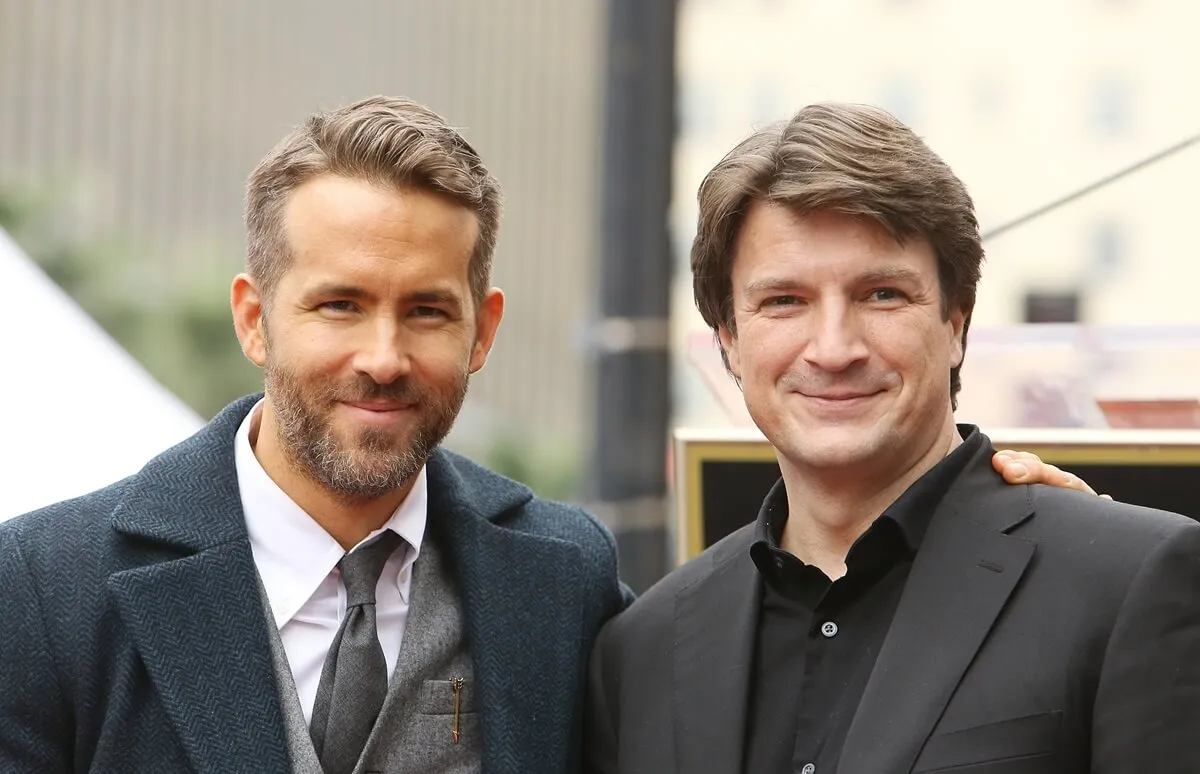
1023, 290, 1081, 323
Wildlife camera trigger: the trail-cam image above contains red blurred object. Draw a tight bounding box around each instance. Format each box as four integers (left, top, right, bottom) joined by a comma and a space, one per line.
1097, 400, 1200, 429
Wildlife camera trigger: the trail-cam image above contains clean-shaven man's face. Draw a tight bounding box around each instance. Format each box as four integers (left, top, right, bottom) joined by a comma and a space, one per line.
719, 204, 965, 484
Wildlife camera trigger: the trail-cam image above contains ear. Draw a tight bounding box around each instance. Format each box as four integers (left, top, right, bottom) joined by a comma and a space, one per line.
717, 324, 742, 380
469, 288, 506, 373
948, 304, 968, 369
231, 273, 267, 368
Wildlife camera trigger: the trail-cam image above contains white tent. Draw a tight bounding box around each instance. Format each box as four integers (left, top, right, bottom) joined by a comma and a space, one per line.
0, 227, 203, 521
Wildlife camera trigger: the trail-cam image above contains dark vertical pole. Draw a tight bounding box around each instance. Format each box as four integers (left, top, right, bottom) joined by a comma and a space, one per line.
592, 0, 677, 593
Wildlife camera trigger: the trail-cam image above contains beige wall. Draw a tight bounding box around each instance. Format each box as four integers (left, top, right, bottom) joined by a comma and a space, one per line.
673, 0, 1200, 427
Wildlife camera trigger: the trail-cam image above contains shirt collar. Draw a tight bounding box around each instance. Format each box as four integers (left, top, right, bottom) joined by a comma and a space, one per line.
885, 424, 983, 550
235, 399, 428, 627
751, 424, 984, 560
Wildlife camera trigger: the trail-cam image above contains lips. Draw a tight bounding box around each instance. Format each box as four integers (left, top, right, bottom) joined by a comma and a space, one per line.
801, 389, 881, 401
344, 400, 414, 412
796, 390, 885, 414
339, 400, 416, 427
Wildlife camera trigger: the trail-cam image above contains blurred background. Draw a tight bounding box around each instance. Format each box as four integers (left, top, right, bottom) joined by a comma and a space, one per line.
2, 0, 1199, 589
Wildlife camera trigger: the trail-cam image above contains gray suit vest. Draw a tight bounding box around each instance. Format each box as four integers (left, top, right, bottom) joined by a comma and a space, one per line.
261, 535, 482, 774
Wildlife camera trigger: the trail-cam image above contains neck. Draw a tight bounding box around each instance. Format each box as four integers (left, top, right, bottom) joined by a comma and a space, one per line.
251, 404, 414, 550
779, 419, 962, 579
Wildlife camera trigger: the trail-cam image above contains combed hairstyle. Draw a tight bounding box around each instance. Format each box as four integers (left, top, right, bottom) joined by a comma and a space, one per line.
691, 102, 984, 407
244, 95, 501, 308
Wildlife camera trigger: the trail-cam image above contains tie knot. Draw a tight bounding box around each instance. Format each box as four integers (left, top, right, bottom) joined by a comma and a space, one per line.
338, 530, 404, 607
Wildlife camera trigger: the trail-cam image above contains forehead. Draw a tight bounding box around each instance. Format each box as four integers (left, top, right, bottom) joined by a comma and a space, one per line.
731, 203, 934, 281
280, 174, 479, 281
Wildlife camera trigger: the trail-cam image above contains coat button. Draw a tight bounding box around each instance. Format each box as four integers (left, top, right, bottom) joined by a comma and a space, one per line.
800, 764, 816, 774
820, 621, 838, 638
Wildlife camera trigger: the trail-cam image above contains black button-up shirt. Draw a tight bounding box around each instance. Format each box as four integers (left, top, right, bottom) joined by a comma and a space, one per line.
743, 428, 983, 774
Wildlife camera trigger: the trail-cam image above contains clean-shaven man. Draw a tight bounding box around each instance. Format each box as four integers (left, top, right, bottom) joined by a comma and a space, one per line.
585, 103, 1200, 774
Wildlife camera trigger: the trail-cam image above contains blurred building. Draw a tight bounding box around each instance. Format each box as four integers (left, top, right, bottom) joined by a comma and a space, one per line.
0, 0, 607, 474
672, 0, 1200, 427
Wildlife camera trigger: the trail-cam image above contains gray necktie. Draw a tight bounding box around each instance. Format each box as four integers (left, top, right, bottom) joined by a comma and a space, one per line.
310, 530, 404, 774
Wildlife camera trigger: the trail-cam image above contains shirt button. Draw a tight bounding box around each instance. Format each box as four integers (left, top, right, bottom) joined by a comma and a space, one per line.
800, 764, 816, 774
774, 557, 785, 570
820, 621, 838, 638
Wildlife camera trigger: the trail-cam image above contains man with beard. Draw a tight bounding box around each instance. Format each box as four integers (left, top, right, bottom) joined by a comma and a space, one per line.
0, 96, 627, 774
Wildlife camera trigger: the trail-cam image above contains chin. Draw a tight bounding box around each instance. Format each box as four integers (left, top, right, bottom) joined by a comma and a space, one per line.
797, 446, 879, 471
782, 426, 887, 471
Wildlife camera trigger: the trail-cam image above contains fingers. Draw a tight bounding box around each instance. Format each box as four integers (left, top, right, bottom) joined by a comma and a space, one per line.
992, 450, 1101, 496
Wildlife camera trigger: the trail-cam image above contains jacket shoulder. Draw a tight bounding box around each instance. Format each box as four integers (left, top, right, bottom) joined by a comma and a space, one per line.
436, 448, 624, 599
1, 477, 130, 559
1010, 484, 1200, 596
1026, 484, 1198, 548
602, 522, 756, 639
438, 447, 616, 549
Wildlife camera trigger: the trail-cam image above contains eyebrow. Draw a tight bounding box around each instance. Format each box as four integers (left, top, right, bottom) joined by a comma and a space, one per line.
854, 267, 926, 286
303, 283, 372, 301
303, 283, 464, 308
743, 267, 926, 297
743, 277, 803, 297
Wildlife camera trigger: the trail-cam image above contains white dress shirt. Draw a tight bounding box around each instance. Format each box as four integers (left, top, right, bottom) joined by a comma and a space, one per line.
235, 400, 427, 725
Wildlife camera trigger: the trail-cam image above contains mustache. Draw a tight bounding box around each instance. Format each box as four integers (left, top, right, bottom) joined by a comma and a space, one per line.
328, 376, 425, 404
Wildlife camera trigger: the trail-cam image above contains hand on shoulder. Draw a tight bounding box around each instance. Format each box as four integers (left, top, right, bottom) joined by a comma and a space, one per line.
991, 450, 1112, 499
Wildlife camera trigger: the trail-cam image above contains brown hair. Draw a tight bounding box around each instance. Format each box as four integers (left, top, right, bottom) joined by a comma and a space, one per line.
245, 95, 501, 307
691, 102, 983, 406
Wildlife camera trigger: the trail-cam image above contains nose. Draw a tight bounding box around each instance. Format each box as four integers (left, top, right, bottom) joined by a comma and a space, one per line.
803, 302, 869, 373
352, 318, 411, 385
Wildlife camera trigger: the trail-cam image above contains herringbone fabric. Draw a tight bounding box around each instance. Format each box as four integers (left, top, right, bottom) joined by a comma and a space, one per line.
0, 394, 629, 774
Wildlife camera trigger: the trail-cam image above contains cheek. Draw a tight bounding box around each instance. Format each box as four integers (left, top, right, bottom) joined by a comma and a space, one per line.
270, 328, 355, 378
865, 315, 946, 367
409, 334, 475, 375
740, 321, 802, 373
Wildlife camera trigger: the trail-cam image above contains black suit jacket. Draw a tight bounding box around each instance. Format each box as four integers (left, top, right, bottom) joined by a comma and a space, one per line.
585, 436, 1200, 773
0, 395, 629, 774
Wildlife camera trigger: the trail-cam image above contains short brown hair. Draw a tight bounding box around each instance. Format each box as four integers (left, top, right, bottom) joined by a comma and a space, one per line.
691, 102, 984, 406
245, 95, 501, 306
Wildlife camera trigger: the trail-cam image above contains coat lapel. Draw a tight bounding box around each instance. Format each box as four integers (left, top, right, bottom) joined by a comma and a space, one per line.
837, 444, 1036, 774
107, 396, 290, 774
674, 526, 761, 774
426, 450, 586, 774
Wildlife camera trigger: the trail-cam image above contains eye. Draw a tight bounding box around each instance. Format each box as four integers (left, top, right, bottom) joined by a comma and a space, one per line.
867, 288, 907, 303
319, 300, 358, 313
411, 305, 449, 319
765, 295, 801, 307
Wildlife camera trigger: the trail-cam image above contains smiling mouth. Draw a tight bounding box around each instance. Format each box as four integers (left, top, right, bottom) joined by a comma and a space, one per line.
345, 401, 413, 412
803, 390, 879, 400
799, 392, 882, 409
340, 401, 416, 424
